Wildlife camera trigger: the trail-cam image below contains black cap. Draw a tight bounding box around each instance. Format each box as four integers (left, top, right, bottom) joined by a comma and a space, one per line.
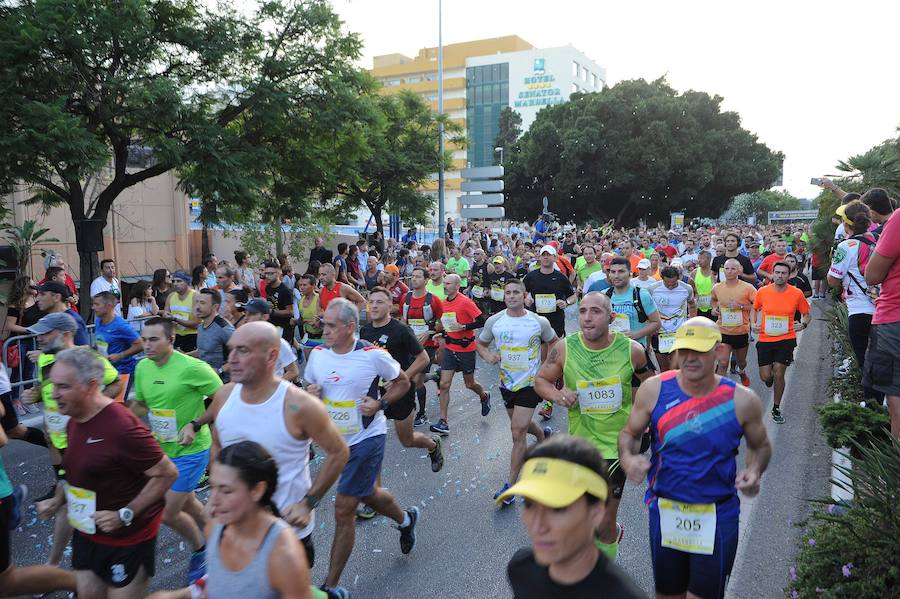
244, 298, 272, 315
32, 281, 71, 298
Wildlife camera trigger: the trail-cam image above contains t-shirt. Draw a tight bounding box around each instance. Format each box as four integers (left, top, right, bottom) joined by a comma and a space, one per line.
63, 402, 165, 546
446, 257, 471, 287
649, 280, 694, 334
609, 285, 658, 347
440, 293, 482, 353
630, 277, 656, 290
757, 253, 787, 278
425, 279, 447, 300
95, 315, 139, 374
305, 341, 401, 446
712, 280, 757, 335
711, 253, 755, 283
656, 244, 677, 259
360, 319, 423, 401
388, 281, 410, 308
197, 316, 235, 371
479, 310, 555, 391
265, 281, 294, 336
576, 260, 604, 287
753, 284, 810, 342
90, 277, 123, 315
788, 274, 813, 321
134, 351, 223, 458
65, 308, 90, 346
274, 339, 297, 378
872, 210, 900, 325
507, 548, 646, 599
402, 292, 444, 348
585, 273, 612, 294
829, 237, 876, 316
523, 269, 575, 333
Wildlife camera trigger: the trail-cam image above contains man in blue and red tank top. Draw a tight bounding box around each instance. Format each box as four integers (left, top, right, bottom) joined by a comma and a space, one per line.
618, 317, 772, 599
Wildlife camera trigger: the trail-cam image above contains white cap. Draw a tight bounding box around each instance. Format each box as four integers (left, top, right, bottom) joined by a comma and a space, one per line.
671, 257, 683, 267
539, 245, 557, 256
638, 258, 651, 269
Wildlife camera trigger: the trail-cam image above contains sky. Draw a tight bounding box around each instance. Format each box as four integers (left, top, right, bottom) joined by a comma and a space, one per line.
329, 0, 899, 200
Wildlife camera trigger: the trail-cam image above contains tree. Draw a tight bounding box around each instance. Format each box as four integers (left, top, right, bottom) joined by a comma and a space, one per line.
722, 189, 801, 223
332, 90, 460, 237
0, 0, 362, 312
502, 78, 783, 225
1, 220, 60, 276
494, 107, 523, 159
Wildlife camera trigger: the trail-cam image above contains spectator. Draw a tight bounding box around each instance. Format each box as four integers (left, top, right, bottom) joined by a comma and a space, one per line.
234, 250, 257, 290
203, 253, 218, 288
33, 281, 89, 345
152, 268, 174, 309
191, 264, 209, 290
861, 188, 896, 235
356, 239, 370, 274
309, 236, 333, 266
39, 253, 77, 299
89, 258, 122, 315
126, 280, 159, 333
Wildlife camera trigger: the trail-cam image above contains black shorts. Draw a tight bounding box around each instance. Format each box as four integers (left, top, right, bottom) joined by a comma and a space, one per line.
301, 534, 315, 568
500, 386, 542, 410
385, 391, 416, 421
606, 460, 626, 499
72, 532, 156, 588
811, 266, 825, 281
863, 322, 900, 396
756, 339, 797, 367
1, 391, 19, 432
174, 334, 196, 352
0, 492, 11, 572
698, 309, 715, 322
423, 346, 437, 373
441, 349, 477, 374
721, 333, 749, 349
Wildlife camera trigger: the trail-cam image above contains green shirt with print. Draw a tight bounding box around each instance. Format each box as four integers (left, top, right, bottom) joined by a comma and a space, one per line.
445, 257, 471, 287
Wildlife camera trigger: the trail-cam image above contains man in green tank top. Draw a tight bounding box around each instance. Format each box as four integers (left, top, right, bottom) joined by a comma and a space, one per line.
690, 250, 715, 320
535, 292, 654, 562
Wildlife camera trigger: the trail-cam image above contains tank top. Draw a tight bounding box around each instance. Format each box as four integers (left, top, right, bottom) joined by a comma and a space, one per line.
207, 519, 286, 599
364, 269, 380, 290
216, 381, 314, 537
646, 370, 742, 516
298, 292, 323, 336
319, 282, 343, 311
168, 290, 196, 336
694, 270, 713, 312
562, 332, 634, 461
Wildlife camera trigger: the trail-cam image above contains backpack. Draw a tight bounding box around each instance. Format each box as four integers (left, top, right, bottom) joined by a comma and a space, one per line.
846, 234, 878, 300
604, 286, 649, 323
402, 291, 434, 323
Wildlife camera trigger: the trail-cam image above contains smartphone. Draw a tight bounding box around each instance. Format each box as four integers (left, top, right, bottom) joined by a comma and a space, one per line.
810, 177, 826, 186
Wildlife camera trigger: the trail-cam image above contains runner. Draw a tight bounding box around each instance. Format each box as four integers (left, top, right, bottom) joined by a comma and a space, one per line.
484, 255, 518, 316
649, 266, 696, 372
426, 261, 448, 299
619, 317, 772, 599
603, 258, 661, 360
92, 290, 142, 377
689, 250, 715, 320
575, 245, 604, 295
237, 299, 301, 382
194, 288, 234, 378
304, 298, 419, 592
534, 292, 653, 561
36, 347, 179, 599
710, 258, 757, 387
752, 262, 811, 423
162, 272, 199, 352
477, 279, 556, 504
756, 238, 789, 283
317, 263, 365, 312
261, 260, 295, 344
711, 232, 758, 285
131, 317, 224, 583
430, 274, 491, 435
33, 280, 90, 345
295, 274, 325, 362
501, 435, 645, 599
630, 258, 656, 290
400, 267, 445, 426
203, 321, 349, 573
381, 264, 409, 316
446, 243, 471, 290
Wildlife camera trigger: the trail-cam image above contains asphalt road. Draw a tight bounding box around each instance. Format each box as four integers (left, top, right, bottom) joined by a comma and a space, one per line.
3, 302, 833, 598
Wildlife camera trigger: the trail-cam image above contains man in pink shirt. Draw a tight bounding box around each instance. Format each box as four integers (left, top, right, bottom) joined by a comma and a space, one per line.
864, 207, 900, 436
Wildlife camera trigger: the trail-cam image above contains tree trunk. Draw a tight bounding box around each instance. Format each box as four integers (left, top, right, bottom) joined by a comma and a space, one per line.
73, 219, 102, 320
615, 198, 636, 227
274, 219, 284, 258
201, 226, 210, 258
369, 202, 385, 239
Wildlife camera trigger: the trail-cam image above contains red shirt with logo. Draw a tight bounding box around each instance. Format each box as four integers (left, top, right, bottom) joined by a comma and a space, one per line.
441, 292, 481, 353
403, 292, 444, 348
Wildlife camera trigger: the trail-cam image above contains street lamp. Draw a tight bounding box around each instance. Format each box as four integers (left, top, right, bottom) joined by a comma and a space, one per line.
494, 146, 504, 165
437, 0, 445, 240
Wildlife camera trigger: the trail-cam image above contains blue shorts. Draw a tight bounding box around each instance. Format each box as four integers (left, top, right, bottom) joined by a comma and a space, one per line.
302, 336, 324, 348
170, 449, 210, 493
648, 496, 740, 599
337, 435, 386, 498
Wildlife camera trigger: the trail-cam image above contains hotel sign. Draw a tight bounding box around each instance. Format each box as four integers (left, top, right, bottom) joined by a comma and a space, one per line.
514, 58, 564, 109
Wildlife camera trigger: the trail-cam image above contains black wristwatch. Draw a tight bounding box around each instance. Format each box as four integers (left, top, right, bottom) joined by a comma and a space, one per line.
379, 397, 389, 411
304, 494, 320, 509
189, 419, 201, 433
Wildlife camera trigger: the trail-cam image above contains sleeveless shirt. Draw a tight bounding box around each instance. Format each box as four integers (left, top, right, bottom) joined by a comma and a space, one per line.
207, 519, 287, 599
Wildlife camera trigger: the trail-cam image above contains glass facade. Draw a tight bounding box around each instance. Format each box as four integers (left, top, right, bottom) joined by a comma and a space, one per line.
466, 63, 509, 167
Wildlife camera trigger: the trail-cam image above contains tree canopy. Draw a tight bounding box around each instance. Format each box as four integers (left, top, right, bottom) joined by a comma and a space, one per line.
502, 78, 783, 225
722, 189, 801, 224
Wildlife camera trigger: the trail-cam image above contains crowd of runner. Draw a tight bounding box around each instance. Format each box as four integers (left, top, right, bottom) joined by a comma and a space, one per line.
1, 180, 898, 598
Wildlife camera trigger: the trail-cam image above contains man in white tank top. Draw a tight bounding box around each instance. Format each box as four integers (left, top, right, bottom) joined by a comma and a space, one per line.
202, 321, 350, 568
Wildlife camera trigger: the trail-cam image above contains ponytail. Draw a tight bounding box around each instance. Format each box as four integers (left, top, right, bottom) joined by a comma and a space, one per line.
216, 441, 280, 514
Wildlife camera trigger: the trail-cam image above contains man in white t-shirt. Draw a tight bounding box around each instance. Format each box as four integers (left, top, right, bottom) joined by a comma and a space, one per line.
305, 298, 419, 593
649, 266, 696, 371
89, 258, 122, 315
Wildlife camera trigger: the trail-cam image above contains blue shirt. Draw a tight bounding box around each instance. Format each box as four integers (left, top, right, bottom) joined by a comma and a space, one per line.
586, 279, 612, 294
608, 285, 657, 348
67, 308, 90, 347
95, 315, 139, 374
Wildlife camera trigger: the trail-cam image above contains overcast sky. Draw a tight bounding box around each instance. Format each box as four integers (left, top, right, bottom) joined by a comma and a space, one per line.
330, 0, 898, 200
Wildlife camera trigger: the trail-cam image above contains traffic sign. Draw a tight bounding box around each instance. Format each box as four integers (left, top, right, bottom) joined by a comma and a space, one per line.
461, 166, 504, 179
460, 193, 504, 206
460, 207, 505, 219
461, 180, 504, 193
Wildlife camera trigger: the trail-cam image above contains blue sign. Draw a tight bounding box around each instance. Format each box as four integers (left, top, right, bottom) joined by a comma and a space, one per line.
533, 58, 544, 72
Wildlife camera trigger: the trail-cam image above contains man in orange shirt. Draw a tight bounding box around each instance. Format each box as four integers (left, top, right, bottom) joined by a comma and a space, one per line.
752, 262, 811, 423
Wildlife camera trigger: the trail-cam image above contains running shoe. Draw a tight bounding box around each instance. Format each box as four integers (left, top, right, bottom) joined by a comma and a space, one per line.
481, 392, 492, 417
186, 548, 207, 585
414, 412, 429, 427
356, 504, 376, 520
195, 473, 210, 492
321, 585, 352, 599
538, 401, 553, 420
740, 371, 751, 387
429, 435, 445, 473
398, 506, 419, 554
430, 419, 449, 436
542, 426, 553, 439
729, 356, 738, 374
494, 482, 515, 507
772, 407, 785, 424
763, 378, 774, 388
426, 369, 442, 384
616, 521, 626, 544
9, 484, 27, 530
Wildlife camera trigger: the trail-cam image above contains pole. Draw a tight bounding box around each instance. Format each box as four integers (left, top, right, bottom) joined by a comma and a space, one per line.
437, 0, 445, 240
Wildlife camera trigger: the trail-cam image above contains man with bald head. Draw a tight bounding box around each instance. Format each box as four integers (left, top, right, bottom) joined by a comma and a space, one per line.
426, 261, 447, 300
318, 263, 364, 312
619, 317, 771, 599
203, 320, 349, 573
430, 273, 490, 435
711, 258, 757, 386
535, 292, 652, 561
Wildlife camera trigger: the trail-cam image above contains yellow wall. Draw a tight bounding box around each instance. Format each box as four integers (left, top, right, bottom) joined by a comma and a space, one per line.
371, 35, 533, 79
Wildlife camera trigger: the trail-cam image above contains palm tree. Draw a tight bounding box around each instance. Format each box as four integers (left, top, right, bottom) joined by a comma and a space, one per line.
2, 219, 60, 276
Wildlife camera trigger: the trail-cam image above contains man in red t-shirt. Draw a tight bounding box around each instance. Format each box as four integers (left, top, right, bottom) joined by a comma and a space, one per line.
430, 274, 490, 435
656, 237, 678, 260
383, 264, 410, 316
401, 267, 444, 425
757, 239, 788, 282
36, 347, 177, 598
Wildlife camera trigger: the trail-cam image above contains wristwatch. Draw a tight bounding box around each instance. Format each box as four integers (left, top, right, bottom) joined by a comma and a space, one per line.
304, 494, 320, 510
118, 507, 134, 526
379, 397, 389, 411
189, 419, 201, 433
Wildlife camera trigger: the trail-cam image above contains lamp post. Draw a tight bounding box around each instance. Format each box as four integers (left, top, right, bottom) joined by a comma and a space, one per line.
437, 0, 445, 241
494, 146, 504, 165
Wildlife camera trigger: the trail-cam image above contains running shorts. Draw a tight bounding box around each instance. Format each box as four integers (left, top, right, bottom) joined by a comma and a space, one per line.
500, 386, 542, 410
72, 533, 156, 588
337, 434, 386, 498
721, 333, 749, 350
441, 349, 476, 375
756, 339, 796, 367
863, 321, 900, 396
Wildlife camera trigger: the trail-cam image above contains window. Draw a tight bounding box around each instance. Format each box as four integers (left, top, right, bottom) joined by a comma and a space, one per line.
385, 79, 401, 87
592, 73, 598, 88
572, 61, 579, 77
581, 66, 588, 81
571, 83, 578, 94
407, 75, 422, 84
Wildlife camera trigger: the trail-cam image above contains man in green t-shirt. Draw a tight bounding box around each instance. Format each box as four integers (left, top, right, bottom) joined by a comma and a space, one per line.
445, 244, 471, 289
131, 317, 222, 584
575, 245, 604, 294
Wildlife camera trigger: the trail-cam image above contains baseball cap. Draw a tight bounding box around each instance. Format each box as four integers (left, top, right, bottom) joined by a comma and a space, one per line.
671, 257, 683, 268
32, 281, 71, 297
548, 240, 560, 249
539, 244, 557, 256
496, 457, 608, 507
670, 321, 722, 353
28, 312, 78, 335
638, 258, 651, 269
835, 204, 853, 226
492, 256, 505, 264
172, 271, 191, 283
384, 264, 400, 275
244, 298, 272, 315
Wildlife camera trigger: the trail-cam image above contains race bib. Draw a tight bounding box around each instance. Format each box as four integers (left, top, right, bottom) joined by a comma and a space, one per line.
409, 318, 428, 336
44, 405, 70, 435
697, 295, 711, 310
96, 339, 109, 356
658, 498, 717, 555
149, 408, 178, 443
721, 308, 743, 327
658, 332, 676, 353
490, 287, 505, 302
323, 397, 359, 436
66, 484, 97, 534
440, 312, 458, 331
500, 345, 528, 371
470, 286, 484, 299
611, 313, 630, 333
576, 377, 623, 415
718, 268, 726, 282
535, 293, 556, 314
764, 315, 789, 336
